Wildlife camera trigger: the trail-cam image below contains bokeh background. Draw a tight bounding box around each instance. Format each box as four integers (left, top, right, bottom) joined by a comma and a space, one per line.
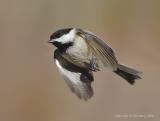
0, 0, 160, 121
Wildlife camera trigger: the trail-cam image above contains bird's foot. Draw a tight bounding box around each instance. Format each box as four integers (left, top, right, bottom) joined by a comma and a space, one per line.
88, 59, 100, 71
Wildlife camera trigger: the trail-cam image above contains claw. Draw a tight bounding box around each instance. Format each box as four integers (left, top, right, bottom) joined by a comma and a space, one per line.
88, 58, 100, 71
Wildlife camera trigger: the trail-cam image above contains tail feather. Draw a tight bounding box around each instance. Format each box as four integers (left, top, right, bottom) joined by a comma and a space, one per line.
114, 64, 142, 85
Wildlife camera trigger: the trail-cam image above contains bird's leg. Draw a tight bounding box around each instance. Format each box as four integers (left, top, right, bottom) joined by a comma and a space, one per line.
88, 58, 100, 71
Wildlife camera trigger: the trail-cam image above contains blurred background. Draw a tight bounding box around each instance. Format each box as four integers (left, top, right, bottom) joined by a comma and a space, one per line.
0, 0, 160, 121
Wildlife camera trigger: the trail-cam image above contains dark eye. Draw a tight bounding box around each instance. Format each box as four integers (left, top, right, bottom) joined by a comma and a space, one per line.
50, 32, 61, 39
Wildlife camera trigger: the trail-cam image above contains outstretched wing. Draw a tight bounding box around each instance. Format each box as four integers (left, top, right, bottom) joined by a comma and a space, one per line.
77, 29, 118, 70
54, 50, 93, 100
55, 59, 93, 100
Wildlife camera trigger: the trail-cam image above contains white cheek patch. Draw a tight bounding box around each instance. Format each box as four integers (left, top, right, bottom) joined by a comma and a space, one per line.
54, 29, 76, 44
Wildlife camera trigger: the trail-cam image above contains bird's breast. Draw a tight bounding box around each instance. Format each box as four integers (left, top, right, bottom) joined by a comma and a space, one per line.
67, 36, 92, 60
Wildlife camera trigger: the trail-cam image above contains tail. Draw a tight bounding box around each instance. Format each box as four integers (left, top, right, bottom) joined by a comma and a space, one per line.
114, 64, 142, 85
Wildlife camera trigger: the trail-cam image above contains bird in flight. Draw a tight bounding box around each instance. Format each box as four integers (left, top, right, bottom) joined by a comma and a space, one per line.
48, 28, 142, 100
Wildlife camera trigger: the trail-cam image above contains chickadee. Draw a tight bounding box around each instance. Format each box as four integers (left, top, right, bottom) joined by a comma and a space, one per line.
48, 28, 142, 100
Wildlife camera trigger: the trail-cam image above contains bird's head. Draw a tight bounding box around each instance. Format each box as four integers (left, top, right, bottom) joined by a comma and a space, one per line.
48, 28, 76, 50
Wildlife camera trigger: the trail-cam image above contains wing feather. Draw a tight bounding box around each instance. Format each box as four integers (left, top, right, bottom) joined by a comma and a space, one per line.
77, 29, 118, 70
55, 59, 93, 100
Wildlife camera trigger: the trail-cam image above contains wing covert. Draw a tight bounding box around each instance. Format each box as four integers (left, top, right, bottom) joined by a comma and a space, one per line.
77, 29, 118, 70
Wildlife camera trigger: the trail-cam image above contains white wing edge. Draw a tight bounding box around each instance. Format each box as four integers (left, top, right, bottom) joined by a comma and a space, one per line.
55, 59, 93, 100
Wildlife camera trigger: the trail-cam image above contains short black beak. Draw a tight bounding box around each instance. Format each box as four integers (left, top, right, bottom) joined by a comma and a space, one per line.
48, 39, 54, 43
